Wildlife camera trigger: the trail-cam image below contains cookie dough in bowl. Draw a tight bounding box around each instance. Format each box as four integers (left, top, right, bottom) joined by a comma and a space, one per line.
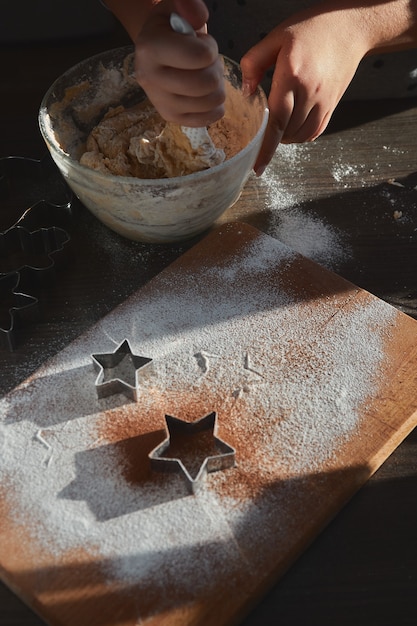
39, 47, 268, 243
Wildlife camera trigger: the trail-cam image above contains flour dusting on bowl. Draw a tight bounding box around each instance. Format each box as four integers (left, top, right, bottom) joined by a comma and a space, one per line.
39, 47, 268, 243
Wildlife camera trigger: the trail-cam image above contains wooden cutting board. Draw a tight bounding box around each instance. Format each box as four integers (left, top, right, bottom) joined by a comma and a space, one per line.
1, 222, 417, 626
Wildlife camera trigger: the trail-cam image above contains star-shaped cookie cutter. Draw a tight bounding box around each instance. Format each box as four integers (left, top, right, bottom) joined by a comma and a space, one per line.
91, 339, 153, 401
149, 412, 236, 493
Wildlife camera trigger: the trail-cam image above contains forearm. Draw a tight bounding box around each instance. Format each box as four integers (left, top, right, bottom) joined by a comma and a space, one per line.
363, 0, 417, 53
313, 0, 417, 54
105, 0, 157, 41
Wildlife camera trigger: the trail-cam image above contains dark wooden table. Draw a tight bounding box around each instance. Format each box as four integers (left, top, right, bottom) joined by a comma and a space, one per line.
1, 21, 417, 626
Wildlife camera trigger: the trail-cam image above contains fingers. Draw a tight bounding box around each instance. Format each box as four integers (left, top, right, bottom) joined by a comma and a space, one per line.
254, 79, 330, 175
135, 44, 225, 125
282, 104, 331, 144
242, 31, 334, 175
272, 83, 329, 145
252, 86, 292, 176
171, 0, 209, 31
240, 37, 278, 99
145, 79, 226, 127
134, 0, 225, 127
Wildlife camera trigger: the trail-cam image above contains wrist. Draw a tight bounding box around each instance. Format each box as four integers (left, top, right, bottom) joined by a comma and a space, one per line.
317, 0, 417, 54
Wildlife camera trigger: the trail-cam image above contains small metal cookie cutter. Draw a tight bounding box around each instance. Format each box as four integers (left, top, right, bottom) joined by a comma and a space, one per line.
0, 155, 72, 350
91, 339, 153, 401
149, 411, 236, 493
0, 272, 39, 351
0, 224, 70, 281
0, 226, 70, 350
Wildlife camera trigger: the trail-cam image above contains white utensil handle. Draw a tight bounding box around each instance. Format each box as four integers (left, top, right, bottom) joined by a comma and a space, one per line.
170, 13, 196, 37
169, 12, 225, 166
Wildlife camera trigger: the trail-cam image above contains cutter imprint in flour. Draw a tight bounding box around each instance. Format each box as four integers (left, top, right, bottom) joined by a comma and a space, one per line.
0, 155, 72, 350
92, 339, 153, 401
149, 412, 236, 493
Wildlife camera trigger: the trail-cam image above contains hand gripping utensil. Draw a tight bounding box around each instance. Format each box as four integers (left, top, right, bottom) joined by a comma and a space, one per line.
169, 12, 225, 167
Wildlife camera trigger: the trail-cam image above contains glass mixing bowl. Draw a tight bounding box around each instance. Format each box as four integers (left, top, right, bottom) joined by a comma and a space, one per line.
39, 47, 268, 243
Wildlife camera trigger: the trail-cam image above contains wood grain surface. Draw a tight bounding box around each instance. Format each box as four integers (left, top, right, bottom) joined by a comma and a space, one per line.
1, 223, 417, 626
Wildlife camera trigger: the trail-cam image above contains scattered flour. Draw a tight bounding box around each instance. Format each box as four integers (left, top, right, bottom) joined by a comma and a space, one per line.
331, 162, 364, 184
0, 225, 400, 623
260, 166, 349, 269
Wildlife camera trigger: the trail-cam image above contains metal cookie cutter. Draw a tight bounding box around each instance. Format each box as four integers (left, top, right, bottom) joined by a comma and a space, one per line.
92, 339, 153, 401
0, 155, 72, 231
0, 224, 70, 283
0, 154, 72, 350
0, 226, 70, 350
149, 411, 236, 493
0, 272, 38, 351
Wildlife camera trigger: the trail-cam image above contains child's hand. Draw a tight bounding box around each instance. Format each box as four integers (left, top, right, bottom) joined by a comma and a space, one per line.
134, 0, 225, 127
241, 4, 369, 174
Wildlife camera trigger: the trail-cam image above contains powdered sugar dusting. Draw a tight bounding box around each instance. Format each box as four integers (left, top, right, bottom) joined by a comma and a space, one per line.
0, 225, 402, 623
260, 157, 350, 270
331, 162, 366, 185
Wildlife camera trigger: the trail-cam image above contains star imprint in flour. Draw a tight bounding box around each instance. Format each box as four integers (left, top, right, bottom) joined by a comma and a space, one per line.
92, 339, 153, 401
149, 412, 236, 493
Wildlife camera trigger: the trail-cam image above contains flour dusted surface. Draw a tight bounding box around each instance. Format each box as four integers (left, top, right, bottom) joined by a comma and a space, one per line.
0, 224, 402, 626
